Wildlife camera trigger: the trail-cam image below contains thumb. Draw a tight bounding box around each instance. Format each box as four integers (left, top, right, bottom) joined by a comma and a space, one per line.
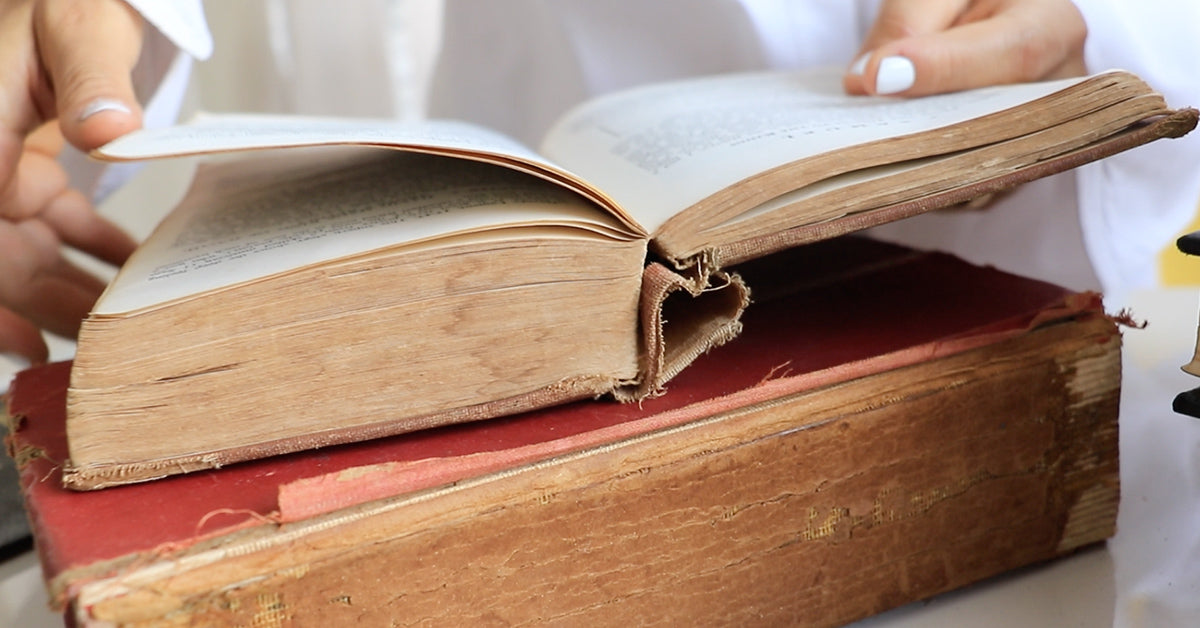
33, 0, 144, 152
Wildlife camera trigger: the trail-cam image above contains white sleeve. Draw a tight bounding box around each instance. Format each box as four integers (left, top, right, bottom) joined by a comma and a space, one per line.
1070, 0, 1200, 297
122, 0, 213, 61
64, 0, 213, 202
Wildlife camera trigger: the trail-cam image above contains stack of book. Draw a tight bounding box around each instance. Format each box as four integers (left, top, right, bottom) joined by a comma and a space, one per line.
4, 67, 1194, 625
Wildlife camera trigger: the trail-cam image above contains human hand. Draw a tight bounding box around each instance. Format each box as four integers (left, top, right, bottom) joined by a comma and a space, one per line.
0, 0, 143, 362
844, 0, 1088, 97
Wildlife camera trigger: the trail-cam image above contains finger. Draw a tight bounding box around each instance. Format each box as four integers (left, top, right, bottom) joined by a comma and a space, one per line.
33, 0, 144, 151
39, 187, 137, 267
0, 307, 49, 364
6, 219, 104, 339
0, 0, 48, 202
21, 264, 104, 339
883, 13, 1085, 96
37, 249, 108, 300
25, 120, 65, 155
845, 0, 970, 95
849, 2, 1087, 97
2, 142, 68, 221
0, 134, 23, 216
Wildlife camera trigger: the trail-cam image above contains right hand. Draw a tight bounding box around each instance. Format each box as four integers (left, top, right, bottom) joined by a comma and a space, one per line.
843, 0, 1088, 97
0, 0, 144, 363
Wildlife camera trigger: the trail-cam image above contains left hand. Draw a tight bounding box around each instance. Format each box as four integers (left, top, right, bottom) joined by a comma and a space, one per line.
0, 122, 135, 363
843, 0, 1088, 97
0, 0, 144, 362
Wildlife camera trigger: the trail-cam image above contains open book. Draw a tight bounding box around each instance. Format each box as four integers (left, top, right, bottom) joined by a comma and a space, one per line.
64, 66, 1196, 489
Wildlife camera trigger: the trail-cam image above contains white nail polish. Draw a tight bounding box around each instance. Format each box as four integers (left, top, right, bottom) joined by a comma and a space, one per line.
849, 53, 870, 76
875, 56, 916, 95
78, 98, 132, 121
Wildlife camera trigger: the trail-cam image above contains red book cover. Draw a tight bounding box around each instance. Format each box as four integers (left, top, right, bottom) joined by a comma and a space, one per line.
4, 237, 1103, 612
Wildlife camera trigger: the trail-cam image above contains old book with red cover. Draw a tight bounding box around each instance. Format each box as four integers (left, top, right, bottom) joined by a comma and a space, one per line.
4, 238, 1121, 627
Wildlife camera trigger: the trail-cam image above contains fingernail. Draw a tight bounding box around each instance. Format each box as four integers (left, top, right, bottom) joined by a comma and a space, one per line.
78, 98, 132, 121
848, 53, 870, 76
875, 56, 916, 95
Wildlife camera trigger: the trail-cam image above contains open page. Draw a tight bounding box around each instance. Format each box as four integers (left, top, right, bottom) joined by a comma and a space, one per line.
95, 113, 643, 235
95, 147, 638, 315
538, 66, 1096, 236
